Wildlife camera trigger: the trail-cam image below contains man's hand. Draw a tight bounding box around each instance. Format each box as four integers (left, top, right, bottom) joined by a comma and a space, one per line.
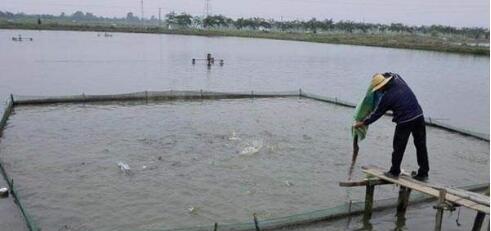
353, 121, 365, 128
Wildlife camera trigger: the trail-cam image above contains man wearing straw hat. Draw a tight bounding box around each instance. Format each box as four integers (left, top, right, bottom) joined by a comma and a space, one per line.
353, 73, 429, 181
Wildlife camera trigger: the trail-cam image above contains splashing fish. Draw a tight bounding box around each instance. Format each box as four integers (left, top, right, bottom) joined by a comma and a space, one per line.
240, 140, 263, 155
117, 161, 133, 175
228, 130, 241, 141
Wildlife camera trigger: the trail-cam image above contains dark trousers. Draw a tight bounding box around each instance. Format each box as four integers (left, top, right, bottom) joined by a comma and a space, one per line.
389, 116, 429, 176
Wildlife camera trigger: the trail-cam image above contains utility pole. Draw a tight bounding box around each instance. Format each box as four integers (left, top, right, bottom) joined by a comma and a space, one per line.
204, 0, 212, 18
158, 8, 162, 27
140, 0, 144, 27
203, 0, 211, 28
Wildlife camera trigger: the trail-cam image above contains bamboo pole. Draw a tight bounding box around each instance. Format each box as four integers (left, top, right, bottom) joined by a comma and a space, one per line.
253, 213, 260, 231
434, 189, 447, 231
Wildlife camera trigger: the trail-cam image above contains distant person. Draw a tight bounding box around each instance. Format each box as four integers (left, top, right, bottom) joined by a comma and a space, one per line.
37, 18, 42, 25
353, 73, 429, 181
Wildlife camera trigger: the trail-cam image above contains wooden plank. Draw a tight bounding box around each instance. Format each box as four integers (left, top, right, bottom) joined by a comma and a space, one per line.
339, 179, 391, 187
443, 188, 490, 206
399, 175, 490, 206
362, 165, 490, 214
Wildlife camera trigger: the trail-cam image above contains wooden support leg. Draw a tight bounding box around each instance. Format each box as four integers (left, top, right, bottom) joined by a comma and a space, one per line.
434, 189, 447, 231
363, 184, 375, 221
472, 211, 486, 231
395, 186, 411, 229
396, 186, 412, 217
253, 213, 260, 231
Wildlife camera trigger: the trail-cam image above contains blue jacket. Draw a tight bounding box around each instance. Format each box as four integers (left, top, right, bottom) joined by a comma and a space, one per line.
363, 73, 423, 125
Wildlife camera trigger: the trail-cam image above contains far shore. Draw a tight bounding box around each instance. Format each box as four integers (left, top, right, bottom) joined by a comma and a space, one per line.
1, 22, 489, 56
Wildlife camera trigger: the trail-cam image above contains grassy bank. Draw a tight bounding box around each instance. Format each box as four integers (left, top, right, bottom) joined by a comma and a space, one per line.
1, 20, 489, 56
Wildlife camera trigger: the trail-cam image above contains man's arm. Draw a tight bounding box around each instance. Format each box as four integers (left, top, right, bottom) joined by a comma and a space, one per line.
362, 95, 391, 125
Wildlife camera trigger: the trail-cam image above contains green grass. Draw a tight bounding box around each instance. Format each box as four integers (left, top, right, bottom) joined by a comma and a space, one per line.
1, 20, 488, 56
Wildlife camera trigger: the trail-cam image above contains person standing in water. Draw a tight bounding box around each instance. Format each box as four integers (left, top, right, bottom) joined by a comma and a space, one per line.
353, 73, 429, 181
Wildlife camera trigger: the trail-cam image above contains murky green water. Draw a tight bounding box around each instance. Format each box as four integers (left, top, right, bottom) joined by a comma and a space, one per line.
0, 98, 488, 230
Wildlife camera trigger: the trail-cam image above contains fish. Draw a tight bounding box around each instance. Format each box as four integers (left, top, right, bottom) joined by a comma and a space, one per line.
240, 140, 263, 155
240, 146, 261, 155
117, 161, 133, 175
228, 130, 241, 141
188, 206, 198, 214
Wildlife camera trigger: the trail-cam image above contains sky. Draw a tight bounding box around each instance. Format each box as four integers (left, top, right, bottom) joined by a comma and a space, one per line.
2, 0, 490, 28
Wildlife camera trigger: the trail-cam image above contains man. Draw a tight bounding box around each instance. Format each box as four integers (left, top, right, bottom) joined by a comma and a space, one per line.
353, 73, 429, 181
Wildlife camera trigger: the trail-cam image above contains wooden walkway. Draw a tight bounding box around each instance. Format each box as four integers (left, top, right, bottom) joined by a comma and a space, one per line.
340, 165, 490, 231
362, 165, 489, 214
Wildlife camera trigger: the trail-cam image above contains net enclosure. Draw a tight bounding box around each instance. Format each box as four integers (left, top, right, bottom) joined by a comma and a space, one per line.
0, 90, 488, 231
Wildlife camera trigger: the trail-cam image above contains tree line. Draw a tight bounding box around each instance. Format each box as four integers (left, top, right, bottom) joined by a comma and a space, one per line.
1, 10, 488, 39
165, 12, 489, 39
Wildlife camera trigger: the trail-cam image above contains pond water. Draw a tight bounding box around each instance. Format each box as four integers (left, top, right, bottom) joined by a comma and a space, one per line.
0, 98, 488, 230
0, 29, 489, 135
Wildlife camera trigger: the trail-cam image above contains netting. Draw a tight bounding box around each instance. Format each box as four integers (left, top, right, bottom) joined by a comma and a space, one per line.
14, 90, 487, 141
299, 91, 356, 108
0, 97, 40, 231
424, 118, 489, 142
0, 90, 488, 231
12, 90, 301, 105
299, 91, 489, 142
151, 183, 489, 231
351, 85, 382, 141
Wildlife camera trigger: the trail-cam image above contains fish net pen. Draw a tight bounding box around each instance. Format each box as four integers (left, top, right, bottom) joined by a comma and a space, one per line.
299, 91, 489, 142
10, 90, 489, 142
162, 183, 488, 231
11, 90, 301, 105
0, 90, 488, 231
0, 98, 39, 231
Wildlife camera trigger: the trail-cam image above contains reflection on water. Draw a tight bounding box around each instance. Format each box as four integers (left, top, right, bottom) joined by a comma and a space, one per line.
286, 200, 489, 231
0, 98, 488, 230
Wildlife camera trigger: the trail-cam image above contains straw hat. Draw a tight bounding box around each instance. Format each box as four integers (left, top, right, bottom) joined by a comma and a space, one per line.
371, 73, 392, 92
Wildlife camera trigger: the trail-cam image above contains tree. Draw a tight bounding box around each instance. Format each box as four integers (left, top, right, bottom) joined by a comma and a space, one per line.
126, 12, 139, 22
192, 16, 202, 28
203, 15, 232, 28
72, 11, 85, 20
165, 11, 177, 25
234, 18, 246, 29
174, 13, 192, 27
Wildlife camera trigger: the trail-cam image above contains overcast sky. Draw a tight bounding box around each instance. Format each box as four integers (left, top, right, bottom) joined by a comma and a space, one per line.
2, 0, 489, 28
